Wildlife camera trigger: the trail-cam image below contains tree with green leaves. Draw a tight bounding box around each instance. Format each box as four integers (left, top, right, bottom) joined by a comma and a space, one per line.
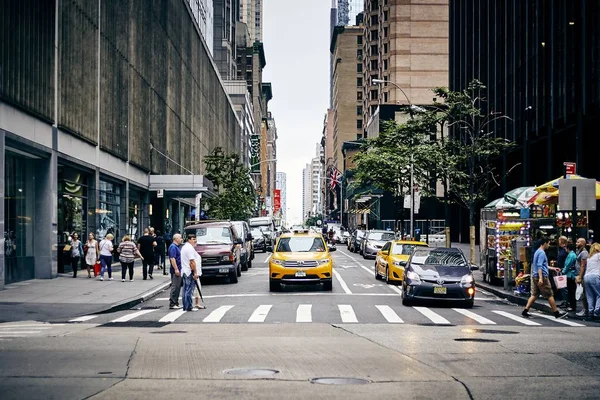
203, 147, 256, 221
304, 214, 323, 228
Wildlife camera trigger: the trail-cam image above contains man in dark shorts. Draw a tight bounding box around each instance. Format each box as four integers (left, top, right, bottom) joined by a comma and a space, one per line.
522, 238, 567, 319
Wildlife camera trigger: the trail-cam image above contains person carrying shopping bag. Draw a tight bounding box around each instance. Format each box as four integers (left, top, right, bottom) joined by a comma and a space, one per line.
561, 243, 577, 312
84, 233, 100, 279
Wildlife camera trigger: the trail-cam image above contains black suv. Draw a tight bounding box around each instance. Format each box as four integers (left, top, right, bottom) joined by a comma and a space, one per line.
231, 220, 254, 271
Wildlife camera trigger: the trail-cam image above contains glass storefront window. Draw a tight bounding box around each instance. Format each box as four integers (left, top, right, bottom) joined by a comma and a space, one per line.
97, 180, 122, 241
128, 191, 141, 242
57, 167, 88, 243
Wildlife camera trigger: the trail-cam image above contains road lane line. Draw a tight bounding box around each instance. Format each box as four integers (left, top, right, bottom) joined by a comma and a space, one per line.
264, 254, 271, 263
532, 312, 586, 327
296, 304, 312, 322
110, 309, 157, 323
492, 310, 541, 326
248, 305, 272, 322
338, 249, 402, 295
413, 307, 451, 324
332, 269, 352, 294
203, 305, 234, 322
387, 284, 403, 295
452, 308, 496, 325
338, 304, 358, 323
159, 309, 186, 323
0, 331, 43, 336
69, 316, 98, 323
375, 305, 404, 323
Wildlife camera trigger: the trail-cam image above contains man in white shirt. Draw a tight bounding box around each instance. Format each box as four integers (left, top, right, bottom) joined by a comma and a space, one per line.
180, 234, 199, 311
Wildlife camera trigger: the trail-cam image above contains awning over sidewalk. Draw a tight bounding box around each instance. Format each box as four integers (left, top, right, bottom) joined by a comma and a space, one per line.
148, 175, 216, 198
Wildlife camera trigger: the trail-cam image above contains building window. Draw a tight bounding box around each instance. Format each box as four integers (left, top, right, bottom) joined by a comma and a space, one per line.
357, 119, 363, 129
357, 77, 363, 87
97, 179, 122, 243
370, 90, 378, 100
370, 30, 378, 41
383, 43, 388, 54
357, 63, 362, 73
383, 59, 388, 70
384, 92, 388, 102
357, 36, 363, 45
357, 91, 363, 100
384, 27, 388, 38
357, 49, 362, 59
357, 105, 363, 115
384, 10, 388, 21
370, 60, 378, 70
370, 45, 378, 56
371, 105, 378, 115
371, 15, 378, 25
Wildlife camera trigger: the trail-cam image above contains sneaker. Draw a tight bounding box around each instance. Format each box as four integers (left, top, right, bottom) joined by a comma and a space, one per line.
129, 279, 134, 282
122, 279, 125, 282
576, 310, 588, 317
99, 277, 104, 281
109, 277, 114, 281
555, 311, 568, 319
185, 308, 198, 312
521, 309, 531, 318
566, 307, 574, 312
558, 302, 569, 309
149, 275, 153, 280
169, 305, 182, 310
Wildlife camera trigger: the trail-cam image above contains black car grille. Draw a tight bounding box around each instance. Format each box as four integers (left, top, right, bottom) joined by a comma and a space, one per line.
202, 256, 221, 265
282, 274, 319, 279
422, 278, 460, 284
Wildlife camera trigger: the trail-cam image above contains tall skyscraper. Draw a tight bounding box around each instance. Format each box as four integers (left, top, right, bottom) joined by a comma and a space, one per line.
213, 0, 240, 80
187, 0, 215, 55
337, 0, 364, 26
239, 0, 262, 42
302, 163, 312, 220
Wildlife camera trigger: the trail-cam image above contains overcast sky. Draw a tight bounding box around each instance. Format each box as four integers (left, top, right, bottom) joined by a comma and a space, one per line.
262, 0, 330, 226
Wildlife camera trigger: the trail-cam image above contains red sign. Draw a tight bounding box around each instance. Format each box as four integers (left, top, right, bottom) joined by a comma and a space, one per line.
273, 189, 281, 213
564, 162, 576, 176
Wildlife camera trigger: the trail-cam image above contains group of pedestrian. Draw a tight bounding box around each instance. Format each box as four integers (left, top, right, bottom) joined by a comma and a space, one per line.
522, 236, 600, 320
168, 233, 205, 311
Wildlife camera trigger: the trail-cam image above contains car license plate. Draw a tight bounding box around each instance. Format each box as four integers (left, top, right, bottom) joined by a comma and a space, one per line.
295, 271, 306, 277
219, 268, 229, 273
433, 286, 447, 295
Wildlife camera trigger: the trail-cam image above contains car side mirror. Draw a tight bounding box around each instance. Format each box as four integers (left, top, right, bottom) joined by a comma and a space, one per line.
266, 246, 273, 253
470, 264, 479, 271
399, 261, 407, 267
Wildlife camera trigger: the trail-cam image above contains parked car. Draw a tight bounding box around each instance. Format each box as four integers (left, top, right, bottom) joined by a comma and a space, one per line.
184, 221, 243, 283
401, 247, 478, 308
348, 230, 365, 252
251, 227, 269, 252
361, 230, 396, 259
231, 220, 254, 271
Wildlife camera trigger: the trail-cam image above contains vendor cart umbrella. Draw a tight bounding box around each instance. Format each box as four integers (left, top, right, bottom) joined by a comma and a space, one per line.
483, 198, 502, 209
534, 174, 600, 202
503, 186, 538, 207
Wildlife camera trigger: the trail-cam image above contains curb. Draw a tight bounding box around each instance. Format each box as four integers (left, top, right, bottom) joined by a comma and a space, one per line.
93, 280, 171, 315
475, 281, 554, 314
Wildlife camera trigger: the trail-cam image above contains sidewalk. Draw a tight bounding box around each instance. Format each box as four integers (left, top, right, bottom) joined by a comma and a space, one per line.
0, 260, 171, 322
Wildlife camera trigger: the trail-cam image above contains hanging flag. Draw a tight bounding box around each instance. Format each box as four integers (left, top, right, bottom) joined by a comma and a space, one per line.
330, 167, 342, 190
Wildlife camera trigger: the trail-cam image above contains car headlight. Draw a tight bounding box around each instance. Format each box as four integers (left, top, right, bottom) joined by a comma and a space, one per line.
317, 259, 330, 265
271, 259, 284, 265
365, 241, 372, 247
461, 274, 474, 285
406, 271, 421, 283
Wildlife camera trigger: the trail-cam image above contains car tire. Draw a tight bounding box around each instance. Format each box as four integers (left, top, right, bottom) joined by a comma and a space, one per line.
374, 262, 382, 280
401, 284, 412, 306
229, 268, 239, 284
385, 266, 389, 283
241, 261, 249, 272
323, 280, 333, 291
247, 260, 252, 269
465, 300, 474, 309
269, 280, 280, 292
237, 264, 242, 277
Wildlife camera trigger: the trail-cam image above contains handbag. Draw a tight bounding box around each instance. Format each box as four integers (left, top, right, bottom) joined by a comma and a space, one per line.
575, 283, 584, 300
553, 273, 567, 290
63, 244, 72, 252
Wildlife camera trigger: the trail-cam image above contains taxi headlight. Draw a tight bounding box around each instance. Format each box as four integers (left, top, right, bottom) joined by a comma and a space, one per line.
317, 259, 330, 265
461, 274, 474, 285
271, 259, 284, 265
393, 261, 402, 266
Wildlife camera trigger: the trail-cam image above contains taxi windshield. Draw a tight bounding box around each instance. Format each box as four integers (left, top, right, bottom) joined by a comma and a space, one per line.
276, 237, 326, 252
191, 227, 233, 245
368, 232, 395, 241
391, 243, 424, 255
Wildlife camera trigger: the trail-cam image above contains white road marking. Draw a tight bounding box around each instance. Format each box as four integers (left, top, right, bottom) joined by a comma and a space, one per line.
0, 331, 44, 335
375, 305, 404, 323
159, 309, 186, 323
0, 324, 56, 328
492, 311, 541, 326
388, 285, 403, 295
203, 305, 234, 322
413, 307, 451, 324
69, 316, 98, 323
332, 269, 352, 294
338, 304, 358, 323
110, 309, 157, 323
264, 254, 271, 263
532, 312, 586, 327
248, 305, 272, 322
296, 304, 312, 322
452, 308, 496, 325
155, 293, 494, 299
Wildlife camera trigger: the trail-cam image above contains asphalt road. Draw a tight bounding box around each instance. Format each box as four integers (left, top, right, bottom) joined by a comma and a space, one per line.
1, 248, 599, 399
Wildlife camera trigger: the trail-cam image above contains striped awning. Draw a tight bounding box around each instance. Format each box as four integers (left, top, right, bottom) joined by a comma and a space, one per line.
349, 207, 371, 214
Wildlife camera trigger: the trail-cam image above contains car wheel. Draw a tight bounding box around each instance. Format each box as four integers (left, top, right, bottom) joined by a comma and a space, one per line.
269, 280, 280, 292
241, 261, 249, 272
385, 266, 389, 283
465, 300, 474, 309
247, 260, 252, 269
374, 262, 382, 280
323, 280, 333, 291
229, 268, 239, 284
401, 283, 411, 306
237, 264, 242, 277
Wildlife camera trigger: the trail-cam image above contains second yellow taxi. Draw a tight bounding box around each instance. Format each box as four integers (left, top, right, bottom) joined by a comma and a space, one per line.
374, 240, 429, 283
268, 229, 335, 291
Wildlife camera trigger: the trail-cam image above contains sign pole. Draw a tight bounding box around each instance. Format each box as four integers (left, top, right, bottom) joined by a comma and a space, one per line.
572, 186, 577, 245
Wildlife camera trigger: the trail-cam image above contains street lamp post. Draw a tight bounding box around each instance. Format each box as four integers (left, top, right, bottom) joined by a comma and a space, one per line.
372, 78, 417, 239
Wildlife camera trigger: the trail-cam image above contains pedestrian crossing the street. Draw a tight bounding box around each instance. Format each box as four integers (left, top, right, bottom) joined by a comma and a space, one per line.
67, 304, 594, 328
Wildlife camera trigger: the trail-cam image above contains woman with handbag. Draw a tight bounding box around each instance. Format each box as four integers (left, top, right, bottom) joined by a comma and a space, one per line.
98, 233, 115, 281
117, 235, 143, 282
84, 232, 100, 279
70, 233, 84, 278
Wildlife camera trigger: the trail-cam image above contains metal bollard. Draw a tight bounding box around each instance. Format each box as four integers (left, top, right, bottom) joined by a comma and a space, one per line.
503, 260, 510, 291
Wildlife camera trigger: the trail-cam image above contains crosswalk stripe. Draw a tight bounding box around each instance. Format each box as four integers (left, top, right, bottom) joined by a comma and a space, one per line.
159, 309, 186, 323
110, 309, 157, 323
531, 313, 586, 327
413, 307, 451, 324
375, 305, 403, 323
69, 316, 98, 323
452, 308, 496, 325
248, 305, 272, 322
296, 304, 312, 322
338, 305, 358, 323
492, 310, 541, 326
0, 331, 42, 336
203, 305, 234, 322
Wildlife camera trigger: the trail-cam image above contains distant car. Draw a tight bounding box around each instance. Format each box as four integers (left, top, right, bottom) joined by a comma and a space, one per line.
375, 240, 429, 284
184, 221, 243, 284
231, 220, 254, 271
401, 247, 478, 308
348, 230, 365, 253
251, 227, 268, 252
361, 230, 396, 259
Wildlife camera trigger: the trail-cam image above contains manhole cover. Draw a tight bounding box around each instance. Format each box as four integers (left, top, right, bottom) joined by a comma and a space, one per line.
150, 330, 187, 334
454, 338, 499, 343
310, 377, 371, 385
223, 368, 279, 377
461, 329, 518, 335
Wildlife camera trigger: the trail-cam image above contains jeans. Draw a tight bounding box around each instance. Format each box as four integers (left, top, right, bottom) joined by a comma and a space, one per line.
584, 274, 600, 317
566, 277, 577, 309
170, 273, 183, 307
121, 262, 134, 280
71, 256, 81, 277
99, 255, 113, 279
182, 274, 195, 311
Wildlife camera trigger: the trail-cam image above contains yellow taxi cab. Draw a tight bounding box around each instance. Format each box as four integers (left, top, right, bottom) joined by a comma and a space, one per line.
268, 229, 335, 291
374, 240, 429, 283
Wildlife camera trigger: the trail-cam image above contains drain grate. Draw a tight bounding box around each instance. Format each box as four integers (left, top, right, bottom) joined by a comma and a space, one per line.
97, 371, 113, 375
223, 368, 279, 377
461, 329, 518, 335
98, 321, 169, 328
310, 377, 370, 385
454, 338, 499, 343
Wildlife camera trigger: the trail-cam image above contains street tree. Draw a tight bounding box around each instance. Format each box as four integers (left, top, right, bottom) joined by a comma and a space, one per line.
305, 214, 324, 228
203, 147, 255, 221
